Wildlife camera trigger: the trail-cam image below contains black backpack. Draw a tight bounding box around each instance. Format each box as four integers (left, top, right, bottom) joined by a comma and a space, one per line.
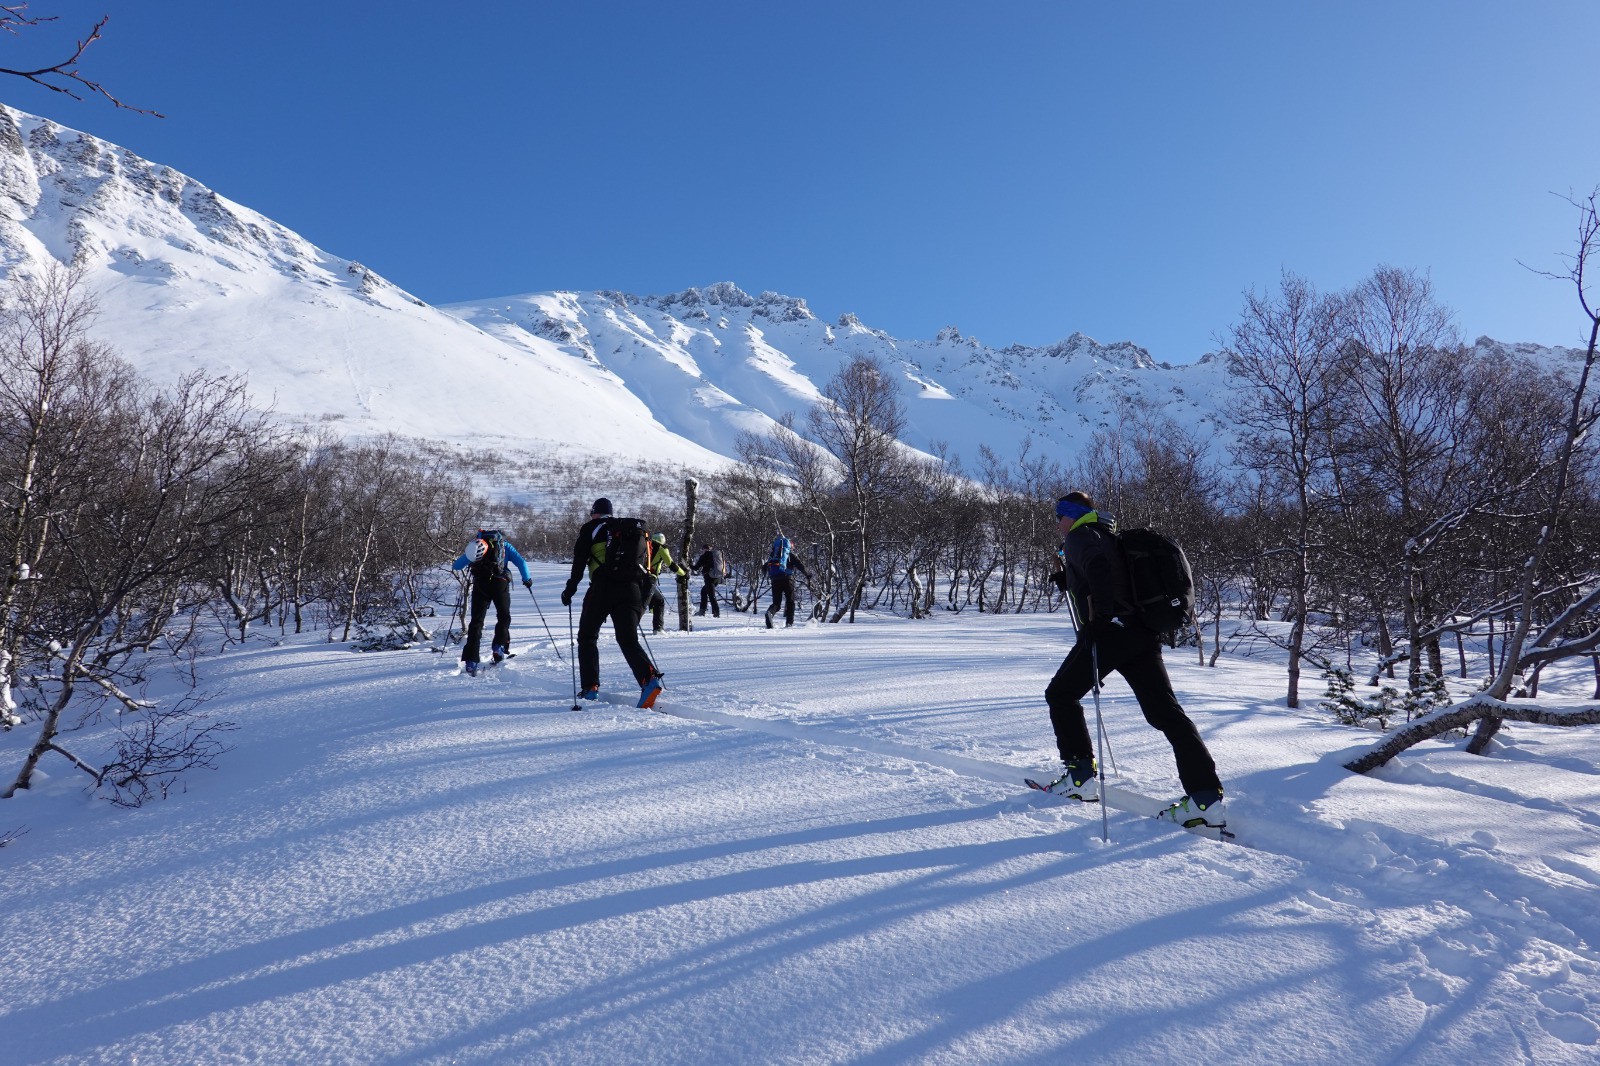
471, 529, 508, 580
594, 517, 651, 587
1117, 527, 1195, 642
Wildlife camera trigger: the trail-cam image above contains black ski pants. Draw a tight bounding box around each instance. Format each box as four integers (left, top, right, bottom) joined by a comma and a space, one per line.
698, 578, 721, 617
647, 583, 668, 632
578, 579, 656, 691
1044, 620, 1221, 797
766, 573, 800, 626
463, 577, 511, 664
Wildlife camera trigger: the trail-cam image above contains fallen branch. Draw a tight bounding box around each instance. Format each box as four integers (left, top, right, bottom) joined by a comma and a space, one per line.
1345, 692, 1600, 774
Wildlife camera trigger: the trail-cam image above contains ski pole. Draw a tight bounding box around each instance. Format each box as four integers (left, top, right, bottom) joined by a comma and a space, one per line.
1064, 591, 1118, 776
525, 583, 566, 664
1091, 640, 1110, 844
567, 602, 580, 712
638, 618, 658, 665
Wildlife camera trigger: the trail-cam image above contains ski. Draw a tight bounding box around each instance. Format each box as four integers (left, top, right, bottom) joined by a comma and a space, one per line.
1023, 777, 1099, 802
1025, 778, 1236, 843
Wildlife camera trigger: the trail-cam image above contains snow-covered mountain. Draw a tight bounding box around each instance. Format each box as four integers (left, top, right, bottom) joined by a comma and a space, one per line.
0, 104, 1582, 478
444, 283, 1241, 469
0, 104, 1240, 473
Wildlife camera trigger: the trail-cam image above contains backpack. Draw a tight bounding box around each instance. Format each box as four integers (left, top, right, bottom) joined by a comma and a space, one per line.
767, 535, 791, 577
594, 517, 652, 587
471, 529, 508, 580
709, 548, 728, 579
1116, 527, 1195, 642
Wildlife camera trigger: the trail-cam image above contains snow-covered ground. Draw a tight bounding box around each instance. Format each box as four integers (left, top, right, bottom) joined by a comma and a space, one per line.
4, 574, 1599, 1065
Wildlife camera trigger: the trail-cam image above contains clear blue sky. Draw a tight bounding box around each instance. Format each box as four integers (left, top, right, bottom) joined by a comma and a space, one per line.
7, 1, 1598, 362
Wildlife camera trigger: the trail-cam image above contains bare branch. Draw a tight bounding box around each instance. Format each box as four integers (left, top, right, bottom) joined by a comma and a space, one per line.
0, 11, 164, 116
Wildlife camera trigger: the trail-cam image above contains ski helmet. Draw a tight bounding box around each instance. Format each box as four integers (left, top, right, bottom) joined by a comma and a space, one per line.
468, 537, 489, 562
650, 532, 666, 545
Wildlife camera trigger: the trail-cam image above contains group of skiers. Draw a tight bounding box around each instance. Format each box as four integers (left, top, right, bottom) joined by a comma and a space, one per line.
449, 491, 1226, 829
451, 498, 809, 710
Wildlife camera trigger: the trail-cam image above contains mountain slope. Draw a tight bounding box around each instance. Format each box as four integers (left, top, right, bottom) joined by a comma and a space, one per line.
0, 104, 729, 468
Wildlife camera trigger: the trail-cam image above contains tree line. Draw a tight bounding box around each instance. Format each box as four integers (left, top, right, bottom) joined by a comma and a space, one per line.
0, 267, 509, 803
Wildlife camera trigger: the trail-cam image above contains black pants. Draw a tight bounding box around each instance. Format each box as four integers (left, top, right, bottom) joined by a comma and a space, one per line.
578, 580, 656, 691
1044, 621, 1221, 797
698, 579, 721, 616
766, 573, 800, 626
647, 584, 668, 632
463, 578, 511, 664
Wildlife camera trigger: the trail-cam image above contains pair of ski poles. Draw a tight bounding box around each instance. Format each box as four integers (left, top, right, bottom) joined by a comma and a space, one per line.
551, 585, 663, 712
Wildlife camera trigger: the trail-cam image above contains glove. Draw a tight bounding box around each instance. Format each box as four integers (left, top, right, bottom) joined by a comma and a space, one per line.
1079, 618, 1123, 644
560, 581, 577, 607
523, 578, 533, 590
1049, 570, 1070, 593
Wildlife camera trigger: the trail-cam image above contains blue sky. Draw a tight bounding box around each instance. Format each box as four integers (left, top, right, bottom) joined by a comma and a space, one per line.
6, 1, 1598, 362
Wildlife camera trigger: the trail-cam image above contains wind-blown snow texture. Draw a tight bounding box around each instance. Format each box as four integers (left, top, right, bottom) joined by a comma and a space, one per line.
4, 575, 1599, 1065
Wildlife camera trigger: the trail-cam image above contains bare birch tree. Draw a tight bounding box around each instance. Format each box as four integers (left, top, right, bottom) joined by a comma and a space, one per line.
1226, 271, 1349, 707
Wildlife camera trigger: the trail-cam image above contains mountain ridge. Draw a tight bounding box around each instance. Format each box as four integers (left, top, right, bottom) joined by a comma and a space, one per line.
0, 104, 1580, 479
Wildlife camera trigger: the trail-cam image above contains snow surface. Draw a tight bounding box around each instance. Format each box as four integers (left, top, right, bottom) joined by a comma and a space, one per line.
5, 573, 1600, 1065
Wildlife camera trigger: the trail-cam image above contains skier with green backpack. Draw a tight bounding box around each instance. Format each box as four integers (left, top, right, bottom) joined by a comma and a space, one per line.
560, 498, 665, 708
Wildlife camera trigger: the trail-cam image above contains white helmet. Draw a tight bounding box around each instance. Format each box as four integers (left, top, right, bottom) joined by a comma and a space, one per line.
467, 537, 489, 562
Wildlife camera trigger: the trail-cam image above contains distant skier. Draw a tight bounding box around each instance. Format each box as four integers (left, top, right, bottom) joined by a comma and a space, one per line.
763, 532, 809, 629
560, 498, 665, 708
691, 542, 727, 617
451, 528, 532, 676
1038, 491, 1225, 827
641, 532, 688, 634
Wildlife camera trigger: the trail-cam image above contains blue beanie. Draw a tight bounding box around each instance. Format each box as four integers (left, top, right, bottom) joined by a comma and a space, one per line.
1055, 498, 1092, 523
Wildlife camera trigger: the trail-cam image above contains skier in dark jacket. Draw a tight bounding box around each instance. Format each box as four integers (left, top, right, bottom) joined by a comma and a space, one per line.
560, 498, 663, 706
451, 530, 532, 676
690, 543, 725, 617
763, 537, 809, 629
1040, 491, 1225, 827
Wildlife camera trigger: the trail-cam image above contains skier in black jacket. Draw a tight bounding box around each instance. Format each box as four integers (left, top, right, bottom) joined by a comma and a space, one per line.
1040, 491, 1224, 827
690, 543, 724, 617
560, 498, 663, 706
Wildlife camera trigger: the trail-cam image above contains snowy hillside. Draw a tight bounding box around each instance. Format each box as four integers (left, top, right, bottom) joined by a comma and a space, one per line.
5, 581, 1599, 1064
0, 104, 728, 469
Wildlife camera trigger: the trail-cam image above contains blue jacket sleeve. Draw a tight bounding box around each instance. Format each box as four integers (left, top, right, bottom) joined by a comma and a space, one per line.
505, 542, 531, 583
451, 554, 470, 571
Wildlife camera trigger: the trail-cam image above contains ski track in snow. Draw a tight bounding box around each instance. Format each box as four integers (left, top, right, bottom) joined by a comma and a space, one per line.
5, 593, 1600, 1065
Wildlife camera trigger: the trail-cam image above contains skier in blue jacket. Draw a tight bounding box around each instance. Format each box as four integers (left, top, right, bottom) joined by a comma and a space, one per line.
452, 530, 531, 675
